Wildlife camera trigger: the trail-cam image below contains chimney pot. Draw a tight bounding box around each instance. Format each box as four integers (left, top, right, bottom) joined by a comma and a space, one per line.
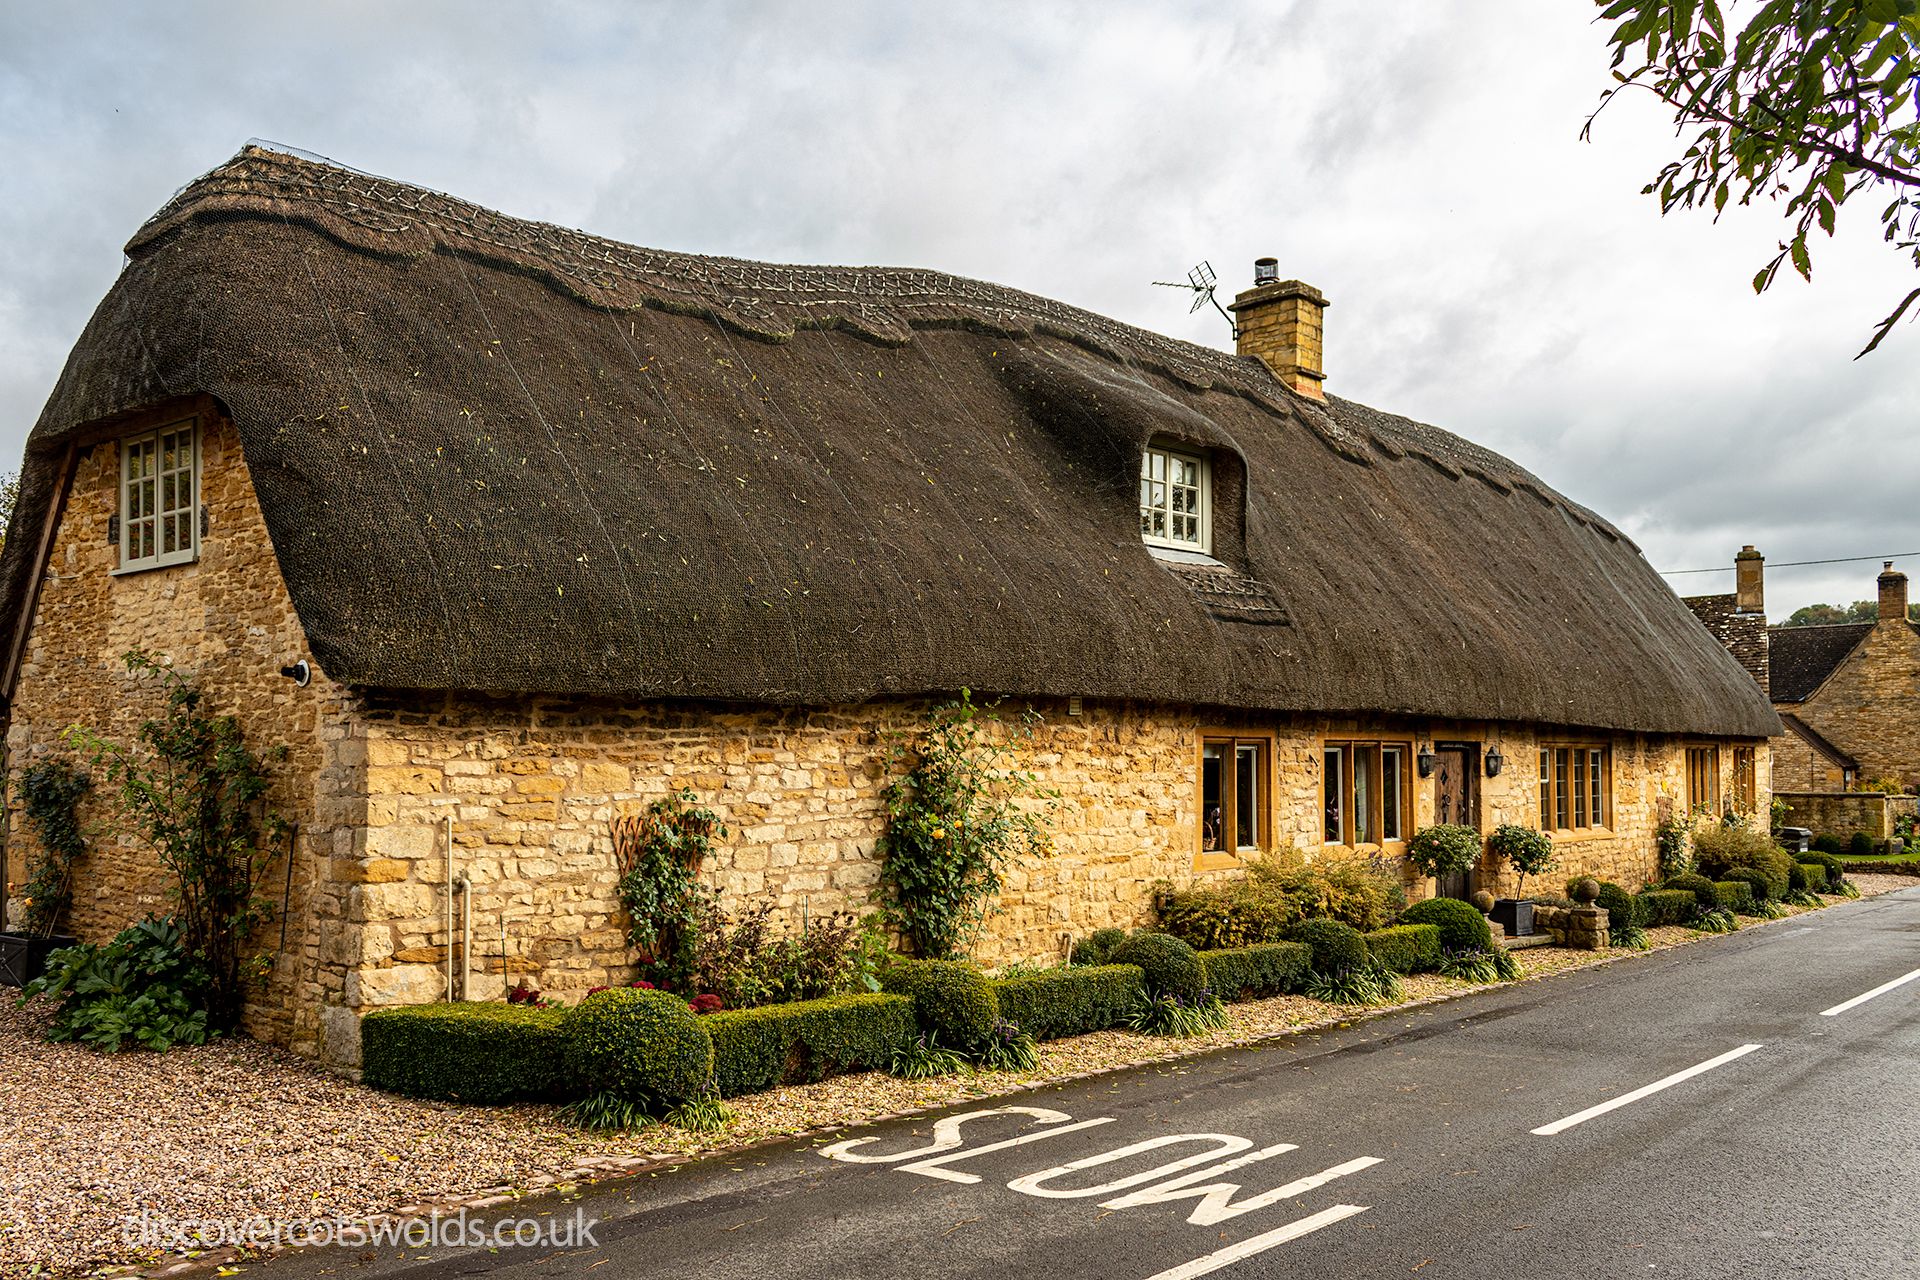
1879, 561, 1909, 624
1230, 260, 1329, 400
1735, 545, 1765, 613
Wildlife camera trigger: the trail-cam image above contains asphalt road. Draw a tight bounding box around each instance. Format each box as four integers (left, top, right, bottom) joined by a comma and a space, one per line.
261, 886, 1920, 1280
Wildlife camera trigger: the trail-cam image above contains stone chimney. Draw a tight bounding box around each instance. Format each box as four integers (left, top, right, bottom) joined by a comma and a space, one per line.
1878, 561, 1908, 623
1230, 258, 1328, 400
1735, 545, 1765, 613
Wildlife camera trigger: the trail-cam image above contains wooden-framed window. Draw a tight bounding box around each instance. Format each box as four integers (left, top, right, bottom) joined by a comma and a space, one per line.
1685, 746, 1721, 816
1732, 746, 1757, 814
1537, 744, 1611, 833
1200, 734, 1268, 860
1323, 739, 1411, 846
1140, 444, 1210, 553
117, 417, 199, 572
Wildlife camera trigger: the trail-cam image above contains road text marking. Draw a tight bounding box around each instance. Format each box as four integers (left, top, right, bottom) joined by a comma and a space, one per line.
1819, 966, 1920, 1017
1139, 1204, 1370, 1280
1530, 1043, 1763, 1136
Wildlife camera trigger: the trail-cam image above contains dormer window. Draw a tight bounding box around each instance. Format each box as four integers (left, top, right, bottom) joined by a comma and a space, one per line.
1139, 444, 1210, 553
117, 417, 199, 572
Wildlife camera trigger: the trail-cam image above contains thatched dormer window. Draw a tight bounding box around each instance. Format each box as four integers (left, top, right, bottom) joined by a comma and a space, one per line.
115, 416, 199, 573
1139, 443, 1210, 554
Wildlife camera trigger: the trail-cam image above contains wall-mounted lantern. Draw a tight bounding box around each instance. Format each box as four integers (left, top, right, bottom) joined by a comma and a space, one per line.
1485, 745, 1505, 778
1416, 743, 1436, 778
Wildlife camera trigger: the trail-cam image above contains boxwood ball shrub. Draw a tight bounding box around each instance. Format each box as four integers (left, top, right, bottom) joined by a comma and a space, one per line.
1398, 897, 1495, 955
1797, 861, 1829, 891
1637, 888, 1700, 926
704, 993, 913, 1098
1812, 833, 1845, 856
362, 1002, 573, 1103
1719, 866, 1774, 906
1199, 941, 1312, 1000
567, 987, 714, 1105
1804, 850, 1847, 890
1070, 928, 1130, 967
1110, 932, 1208, 1002
1713, 880, 1756, 915
994, 964, 1146, 1041
1786, 861, 1811, 892
1662, 873, 1720, 911
1593, 881, 1641, 935
1285, 919, 1369, 975
1848, 832, 1876, 858
881, 959, 1000, 1050
1362, 924, 1443, 975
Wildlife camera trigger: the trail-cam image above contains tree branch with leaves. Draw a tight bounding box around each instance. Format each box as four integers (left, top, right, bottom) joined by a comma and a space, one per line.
1587, 0, 1920, 355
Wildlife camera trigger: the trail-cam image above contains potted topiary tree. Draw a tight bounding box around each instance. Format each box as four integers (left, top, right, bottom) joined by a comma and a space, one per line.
1405, 824, 1482, 899
1483, 823, 1557, 938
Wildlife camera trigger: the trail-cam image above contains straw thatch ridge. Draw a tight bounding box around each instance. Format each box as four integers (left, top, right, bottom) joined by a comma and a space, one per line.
0, 146, 1778, 737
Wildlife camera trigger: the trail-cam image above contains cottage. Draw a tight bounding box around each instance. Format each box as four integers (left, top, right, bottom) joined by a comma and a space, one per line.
0, 147, 1778, 1068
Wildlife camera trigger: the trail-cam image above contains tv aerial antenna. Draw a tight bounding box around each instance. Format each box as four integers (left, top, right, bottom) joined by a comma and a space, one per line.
1153, 260, 1236, 338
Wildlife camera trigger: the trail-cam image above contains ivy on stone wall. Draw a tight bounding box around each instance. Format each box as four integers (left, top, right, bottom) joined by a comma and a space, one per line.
612, 789, 727, 992
16, 758, 92, 937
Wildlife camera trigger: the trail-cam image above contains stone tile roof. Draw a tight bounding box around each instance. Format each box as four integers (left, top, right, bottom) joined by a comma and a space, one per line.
1766, 623, 1874, 703
1681, 593, 1769, 696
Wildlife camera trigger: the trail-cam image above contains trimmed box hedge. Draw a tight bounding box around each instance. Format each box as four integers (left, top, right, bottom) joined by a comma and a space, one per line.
361, 1002, 572, 1103
1638, 889, 1700, 927
993, 964, 1146, 1041
705, 993, 914, 1098
1363, 924, 1443, 975
1712, 880, 1756, 915
1200, 941, 1312, 998
1797, 861, 1829, 891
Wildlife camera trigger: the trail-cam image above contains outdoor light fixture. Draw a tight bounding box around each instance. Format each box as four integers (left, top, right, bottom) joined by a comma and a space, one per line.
279, 659, 311, 687
1416, 743, 1436, 777
1484, 745, 1505, 778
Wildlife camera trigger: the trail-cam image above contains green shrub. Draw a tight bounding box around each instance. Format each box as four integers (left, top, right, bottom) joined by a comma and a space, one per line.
1127, 990, 1229, 1036
1690, 825, 1792, 899
1398, 897, 1495, 955
994, 964, 1146, 1040
1069, 928, 1130, 967
1593, 882, 1641, 935
1110, 932, 1208, 1002
1405, 825, 1482, 879
1712, 880, 1755, 914
1199, 941, 1313, 999
1285, 918, 1369, 975
1638, 889, 1701, 926
1361, 924, 1443, 975
1803, 850, 1848, 891
704, 993, 914, 1097
881, 959, 1000, 1049
1153, 852, 1405, 949
1719, 866, 1774, 908
1849, 832, 1876, 858
1797, 861, 1829, 891
1483, 824, 1557, 896
362, 1002, 572, 1102
1662, 873, 1720, 911
1812, 833, 1845, 856
1786, 861, 1810, 892
566, 987, 714, 1105
21, 917, 211, 1053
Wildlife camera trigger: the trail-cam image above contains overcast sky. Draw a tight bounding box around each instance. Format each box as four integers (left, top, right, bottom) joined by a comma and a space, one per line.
2, 1, 1913, 616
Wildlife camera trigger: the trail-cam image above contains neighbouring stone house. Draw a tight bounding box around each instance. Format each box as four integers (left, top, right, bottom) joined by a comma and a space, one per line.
0, 147, 1779, 1069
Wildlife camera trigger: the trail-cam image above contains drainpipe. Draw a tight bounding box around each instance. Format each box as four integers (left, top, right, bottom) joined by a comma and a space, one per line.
444, 815, 455, 1002
456, 870, 473, 1001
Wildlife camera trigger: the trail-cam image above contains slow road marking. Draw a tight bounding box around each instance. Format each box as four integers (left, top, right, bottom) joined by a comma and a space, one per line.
1530, 1043, 1763, 1136
1136, 1205, 1371, 1280
1819, 966, 1920, 1017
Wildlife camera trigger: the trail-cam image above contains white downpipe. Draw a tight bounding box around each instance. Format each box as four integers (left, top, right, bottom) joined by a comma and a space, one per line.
444, 815, 456, 1001
456, 871, 473, 1001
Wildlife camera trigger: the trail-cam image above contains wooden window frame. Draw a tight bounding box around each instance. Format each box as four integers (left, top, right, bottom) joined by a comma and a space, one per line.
1321, 737, 1414, 850
1536, 742, 1613, 837
1197, 731, 1271, 870
1732, 745, 1757, 815
1140, 444, 1211, 554
1685, 745, 1722, 817
114, 416, 200, 574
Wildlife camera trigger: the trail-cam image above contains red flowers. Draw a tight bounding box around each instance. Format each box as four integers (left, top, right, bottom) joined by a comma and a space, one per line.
688, 993, 724, 1015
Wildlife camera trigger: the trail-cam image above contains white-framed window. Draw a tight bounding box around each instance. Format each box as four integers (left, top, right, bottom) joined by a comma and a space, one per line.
118, 418, 199, 572
1139, 444, 1210, 553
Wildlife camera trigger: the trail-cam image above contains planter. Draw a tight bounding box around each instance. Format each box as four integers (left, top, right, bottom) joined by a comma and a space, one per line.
0, 932, 78, 988
1489, 899, 1535, 938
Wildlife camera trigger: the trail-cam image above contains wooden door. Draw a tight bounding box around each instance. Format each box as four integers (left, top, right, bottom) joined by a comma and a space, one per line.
1433, 743, 1479, 900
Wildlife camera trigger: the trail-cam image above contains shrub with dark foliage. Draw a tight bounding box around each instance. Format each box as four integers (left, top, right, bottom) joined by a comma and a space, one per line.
1690, 826, 1792, 899
566, 987, 714, 1106
363, 1002, 572, 1103
1593, 881, 1642, 935
705, 993, 914, 1097
1849, 832, 1876, 858
1637, 888, 1702, 926
881, 959, 1000, 1050
1199, 941, 1313, 998
1284, 918, 1369, 975
1397, 897, 1495, 955
1662, 873, 1721, 912
1110, 932, 1209, 1002
994, 964, 1145, 1040
1360, 924, 1443, 975
1719, 866, 1774, 908
1070, 928, 1130, 967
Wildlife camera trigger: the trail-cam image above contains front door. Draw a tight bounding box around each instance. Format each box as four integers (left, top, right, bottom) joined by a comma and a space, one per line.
1433, 743, 1480, 900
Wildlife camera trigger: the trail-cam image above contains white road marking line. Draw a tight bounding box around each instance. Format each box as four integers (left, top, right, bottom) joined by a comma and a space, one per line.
1530, 1043, 1763, 1136
820, 1105, 1074, 1164
1006, 1134, 1253, 1199
1101, 1152, 1381, 1226
1819, 966, 1920, 1017
899, 1117, 1117, 1183
1139, 1204, 1370, 1280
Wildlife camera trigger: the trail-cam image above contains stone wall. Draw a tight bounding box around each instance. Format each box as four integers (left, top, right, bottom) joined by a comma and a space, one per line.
1790, 618, 1920, 790
1776, 791, 1919, 843
1, 404, 356, 1055
1769, 730, 1848, 793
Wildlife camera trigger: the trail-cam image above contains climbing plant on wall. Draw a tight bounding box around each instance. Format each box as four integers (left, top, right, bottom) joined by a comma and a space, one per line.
17, 758, 92, 937
612, 789, 727, 992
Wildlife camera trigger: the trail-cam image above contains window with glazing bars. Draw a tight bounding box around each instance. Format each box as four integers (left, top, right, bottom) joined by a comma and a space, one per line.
1685, 746, 1721, 816
1537, 744, 1610, 831
119, 419, 199, 571
1140, 445, 1210, 553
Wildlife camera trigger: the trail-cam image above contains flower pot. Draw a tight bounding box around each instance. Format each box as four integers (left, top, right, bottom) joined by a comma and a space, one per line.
0, 931, 78, 987
1489, 899, 1534, 938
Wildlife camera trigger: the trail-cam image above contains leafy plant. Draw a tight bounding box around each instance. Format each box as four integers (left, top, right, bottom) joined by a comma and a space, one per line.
889, 1031, 969, 1078
565, 986, 714, 1107
877, 691, 1058, 959
1405, 825, 1481, 880
1306, 963, 1402, 1007
664, 1093, 734, 1133
1610, 921, 1653, 950
64, 652, 287, 1032
1587, 0, 1920, 356
1070, 927, 1130, 966
1438, 946, 1521, 983
559, 1090, 653, 1132
1109, 932, 1208, 1002
1692, 907, 1742, 934
1849, 831, 1877, 858
1398, 896, 1496, 954
975, 1017, 1040, 1072
16, 758, 91, 937
1656, 814, 1694, 879
1126, 989, 1229, 1037
613, 790, 726, 992
1483, 825, 1556, 897
21, 917, 211, 1052
1153, 851, 1406, 949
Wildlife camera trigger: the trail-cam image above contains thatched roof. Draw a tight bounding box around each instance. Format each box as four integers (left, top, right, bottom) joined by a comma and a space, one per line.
0, 146, 1779, 737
